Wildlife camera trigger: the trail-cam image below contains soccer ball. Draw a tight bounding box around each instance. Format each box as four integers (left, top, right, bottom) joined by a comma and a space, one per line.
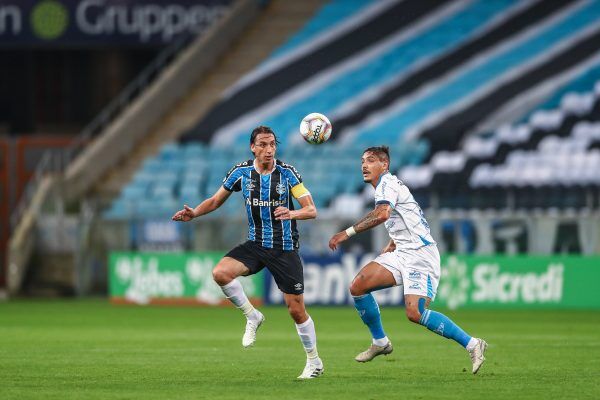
300, 113, 332, 144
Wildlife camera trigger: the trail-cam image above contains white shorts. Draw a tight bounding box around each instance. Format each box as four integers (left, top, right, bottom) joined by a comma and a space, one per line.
373, 245, 441, 300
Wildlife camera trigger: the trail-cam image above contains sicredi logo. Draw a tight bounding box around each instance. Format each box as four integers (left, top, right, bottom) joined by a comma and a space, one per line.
0, 0, 229, 43
437, 256, 470, 309
438, 256, 564, 309
471, 263, 564, 304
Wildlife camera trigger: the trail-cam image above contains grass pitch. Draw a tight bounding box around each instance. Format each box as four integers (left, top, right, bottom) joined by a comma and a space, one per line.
1, 300, 599, 400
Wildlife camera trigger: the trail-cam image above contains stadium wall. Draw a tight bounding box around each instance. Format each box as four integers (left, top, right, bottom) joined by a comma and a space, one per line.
19, 206, 599, 297
108, 251, 600, 310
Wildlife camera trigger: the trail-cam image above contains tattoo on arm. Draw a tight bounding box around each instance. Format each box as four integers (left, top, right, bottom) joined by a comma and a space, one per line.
353, 209, 385, 233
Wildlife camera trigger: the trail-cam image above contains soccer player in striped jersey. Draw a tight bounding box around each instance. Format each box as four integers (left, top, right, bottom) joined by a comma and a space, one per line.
328, 146, 487, 374
172, 126, 323, 379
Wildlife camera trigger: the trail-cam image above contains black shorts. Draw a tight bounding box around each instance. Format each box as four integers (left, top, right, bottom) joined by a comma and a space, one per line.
225, 240, 304, 294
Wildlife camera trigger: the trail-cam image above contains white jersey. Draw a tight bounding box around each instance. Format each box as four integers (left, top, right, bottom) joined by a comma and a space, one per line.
374, 172, 435, 250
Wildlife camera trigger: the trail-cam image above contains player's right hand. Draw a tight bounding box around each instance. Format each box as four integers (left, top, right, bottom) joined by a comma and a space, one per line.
328, 231, 349, 251
171, 204, 196, 222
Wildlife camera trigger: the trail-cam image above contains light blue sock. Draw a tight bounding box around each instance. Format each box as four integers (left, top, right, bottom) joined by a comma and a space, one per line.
353, 293, 386, 340
418, 298, 471, 348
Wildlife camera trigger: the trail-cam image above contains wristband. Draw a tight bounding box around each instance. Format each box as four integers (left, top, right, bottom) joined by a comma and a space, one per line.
345, 226, 356, 237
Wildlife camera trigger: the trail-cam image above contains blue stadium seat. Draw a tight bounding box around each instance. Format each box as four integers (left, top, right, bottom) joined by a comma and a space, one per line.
529, 62, 600, 114
106, 1, 600, 218
122, 183, 148, 200
267, 0, 376, 60
356, 1, 600, 144
103, 199, 132, 219
230, 0, 515, 147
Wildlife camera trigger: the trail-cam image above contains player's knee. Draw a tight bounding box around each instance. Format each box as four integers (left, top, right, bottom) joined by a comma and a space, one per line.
289, 309, 306, 324
349, 280, 366, 297
405, 307, 421, 324
212, 267, 233, 286
286, 301, 306, 323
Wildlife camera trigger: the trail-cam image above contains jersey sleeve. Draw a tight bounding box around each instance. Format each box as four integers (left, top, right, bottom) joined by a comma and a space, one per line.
222, 165, 243, 192
374, 175, 397, 207
283, 163, 303, 187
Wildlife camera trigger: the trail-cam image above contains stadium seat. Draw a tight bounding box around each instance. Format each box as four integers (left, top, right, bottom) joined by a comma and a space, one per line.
405, 80, 600, 208
106, 1, 600, 217
221, 0, 516, 147
354, 1, 600, 145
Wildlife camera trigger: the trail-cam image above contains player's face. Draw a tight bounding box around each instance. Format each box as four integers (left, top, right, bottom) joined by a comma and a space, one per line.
251, 133, 277, 164
361, 151, 388, 184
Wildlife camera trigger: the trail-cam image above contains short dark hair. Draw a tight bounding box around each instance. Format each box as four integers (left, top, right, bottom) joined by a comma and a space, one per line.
250, 126, 280, 145
363, 145, 390, 166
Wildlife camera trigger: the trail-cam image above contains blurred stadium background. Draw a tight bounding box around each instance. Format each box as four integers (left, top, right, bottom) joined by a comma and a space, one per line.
1, 0, 600, 398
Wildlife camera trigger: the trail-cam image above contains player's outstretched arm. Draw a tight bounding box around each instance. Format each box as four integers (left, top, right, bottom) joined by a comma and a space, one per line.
328, 204, 391, 250
172, 186, 232, 222
274, 194, 317, 221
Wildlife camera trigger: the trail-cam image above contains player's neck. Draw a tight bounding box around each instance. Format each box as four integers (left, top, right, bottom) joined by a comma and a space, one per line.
254, 158, 275, 175
371, 170, 389, 188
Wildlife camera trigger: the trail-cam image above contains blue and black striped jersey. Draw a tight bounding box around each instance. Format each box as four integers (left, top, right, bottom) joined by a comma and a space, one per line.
222, 159, 306, 250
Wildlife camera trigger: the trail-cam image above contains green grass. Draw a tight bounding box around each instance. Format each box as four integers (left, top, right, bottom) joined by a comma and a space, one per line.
1, 300, 599, 400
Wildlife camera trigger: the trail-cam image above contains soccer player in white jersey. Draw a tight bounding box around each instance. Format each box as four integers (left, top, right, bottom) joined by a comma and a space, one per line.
172, 126, 323, 379
328, 146, 487, 374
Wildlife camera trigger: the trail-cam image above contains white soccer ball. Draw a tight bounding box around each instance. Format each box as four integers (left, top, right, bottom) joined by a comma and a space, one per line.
299, 113, 332, 144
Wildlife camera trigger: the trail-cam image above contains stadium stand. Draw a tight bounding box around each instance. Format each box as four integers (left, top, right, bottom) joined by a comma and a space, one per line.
350, 0, 600, 148
105, 0, 600, 220
266, 0, 377, 60
525, 61, 600, 113
401, 81, 600, 209
189, 0, 519, 146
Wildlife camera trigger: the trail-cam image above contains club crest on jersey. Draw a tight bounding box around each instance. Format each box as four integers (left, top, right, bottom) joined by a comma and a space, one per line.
276, 182, 286, 195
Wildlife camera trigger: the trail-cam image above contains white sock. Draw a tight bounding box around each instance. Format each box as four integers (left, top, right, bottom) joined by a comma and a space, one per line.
466, 337, 478, 351
295, 316, 320, 363
220, 280, 260, 322
372, 336, 390, 347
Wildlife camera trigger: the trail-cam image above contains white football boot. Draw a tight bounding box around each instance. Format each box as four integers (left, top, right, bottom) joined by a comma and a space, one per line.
297, 358, 324, 379
468, 338, 488, 374
355, 341, 393, 362
242, 311, 265, 348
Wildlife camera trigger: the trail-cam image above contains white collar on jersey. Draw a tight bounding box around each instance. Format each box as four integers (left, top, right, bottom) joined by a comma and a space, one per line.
375, 171, 390, 188
253, 158, 277, 175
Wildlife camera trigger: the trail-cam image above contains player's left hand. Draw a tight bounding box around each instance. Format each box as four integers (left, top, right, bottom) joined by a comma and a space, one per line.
328, 231, 349, 251
274, 206, 292, 220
